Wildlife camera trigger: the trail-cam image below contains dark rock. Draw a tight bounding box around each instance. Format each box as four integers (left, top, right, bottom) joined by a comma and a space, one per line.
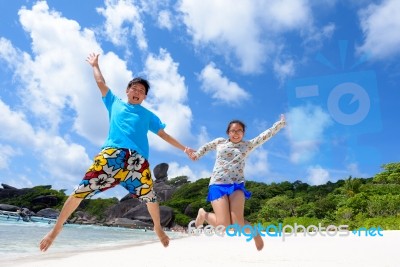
74, 210, 96, 221
104, 198, 141, 220
75, 217, 97, 224
1, 184, 17, 190
36, 208, 60, 218
152, 163, 175, 202
122, 203, 174, 228
184, 203, 195, 217
153, 163, 169, 181
153, 182, 175, 202
0, 188, 31, 199
21, 207, 34, 216
0, 204, 20, 212
120, 193, 133, 202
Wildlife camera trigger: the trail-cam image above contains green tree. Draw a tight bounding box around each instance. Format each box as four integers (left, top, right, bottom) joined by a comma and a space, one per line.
373, 162, 400, 184
166, 175, 190, 187
258, 195, 301, 221
367, 194, 400, 217
343, 176, 363, 197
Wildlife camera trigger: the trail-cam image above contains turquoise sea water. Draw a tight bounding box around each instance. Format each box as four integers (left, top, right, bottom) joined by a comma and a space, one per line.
0, 217, 181, 262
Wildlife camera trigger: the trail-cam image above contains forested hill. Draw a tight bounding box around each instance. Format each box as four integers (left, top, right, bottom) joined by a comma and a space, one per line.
164, 162, 400, 229
1, 162, 399, 230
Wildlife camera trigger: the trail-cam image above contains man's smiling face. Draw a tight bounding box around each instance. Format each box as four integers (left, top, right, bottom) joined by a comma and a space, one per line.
126, 83, 147, 104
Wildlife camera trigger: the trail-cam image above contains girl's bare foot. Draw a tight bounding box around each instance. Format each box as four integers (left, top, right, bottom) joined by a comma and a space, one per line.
254, 235, 264, 251
195, 208, 206, 227
154, 226, 170, 247
39, 228, 61, 252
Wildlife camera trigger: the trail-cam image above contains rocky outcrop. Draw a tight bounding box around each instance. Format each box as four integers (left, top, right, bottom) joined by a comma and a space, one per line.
102, 163, 177, 227
154, 163, 169, 182
0, 184, 62, 209
153, 182, 175, 202
0, 204, 20, 212
0, 184, 31, 199
121, 203, 174, 227
153, 162, 176, 202
1, 184, 17, 190
36, 208, 60, 219
104, 198, 142, 220
0, 163, 180, 229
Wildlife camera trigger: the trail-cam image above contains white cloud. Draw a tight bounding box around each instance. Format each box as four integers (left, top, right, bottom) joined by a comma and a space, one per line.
306, 165, 330, 185
178, 0, 313, 73
199, 170, 212, 179
198, 62, 250, 105
35, 131, 92, 183
1, 1, 197, 190
166, 161, 197, 181
358, 0, 400, 59
259, 0, 310, 31
144, 49, 193, 151
14, 2, 140, 146
1, 174, 34, 190
0, 100, 36, 144
196, 126, 210, 149
0, 99, 91, 185
0, 2, 130, 189
245, 148, 270, 179
97, 0, 148, 50
0, 144, 18, 170
286, 105, 333, 163
16, 2, 106, 139
0, 38, 20, 68
321, 23, 336, 39
158, 10, 173, 30
273, 58, 295, 84
346, 163, 369, 178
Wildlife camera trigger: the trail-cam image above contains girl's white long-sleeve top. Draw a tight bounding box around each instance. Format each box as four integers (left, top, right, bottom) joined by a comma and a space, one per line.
194, 120, 286, 185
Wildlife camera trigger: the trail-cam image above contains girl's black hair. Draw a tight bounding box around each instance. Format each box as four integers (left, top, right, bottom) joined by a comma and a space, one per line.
226, 120, 246, 134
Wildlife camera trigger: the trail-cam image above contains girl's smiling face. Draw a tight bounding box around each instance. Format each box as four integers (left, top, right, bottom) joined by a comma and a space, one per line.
228, 123, 244, 143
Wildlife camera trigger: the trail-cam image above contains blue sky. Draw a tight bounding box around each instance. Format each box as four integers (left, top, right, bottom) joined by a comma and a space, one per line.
0, 0, 399, 199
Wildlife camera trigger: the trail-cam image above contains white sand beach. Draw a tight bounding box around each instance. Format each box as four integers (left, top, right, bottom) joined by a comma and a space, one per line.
5, 230, 400, 267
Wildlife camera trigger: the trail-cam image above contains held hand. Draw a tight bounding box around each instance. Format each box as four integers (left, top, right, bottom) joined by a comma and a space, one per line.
184, 147, 197, 161
86, 53, 100, 67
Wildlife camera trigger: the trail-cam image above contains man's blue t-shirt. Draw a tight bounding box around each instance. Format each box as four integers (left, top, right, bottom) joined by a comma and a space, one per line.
101, 89, 165, 159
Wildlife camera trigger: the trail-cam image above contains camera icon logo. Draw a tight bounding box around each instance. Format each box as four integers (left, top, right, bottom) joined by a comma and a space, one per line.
289, 70, 379, 130
286, 40, 382, 166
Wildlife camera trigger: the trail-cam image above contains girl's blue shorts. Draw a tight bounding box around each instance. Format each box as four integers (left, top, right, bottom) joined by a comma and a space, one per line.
207, 183, 251, 202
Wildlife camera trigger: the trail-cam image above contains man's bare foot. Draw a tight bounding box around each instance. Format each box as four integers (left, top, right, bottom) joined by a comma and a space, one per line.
154, 226, 170, 247
254, 235, 264, 251
195, 208, 206, 227
39, 228, 61, 252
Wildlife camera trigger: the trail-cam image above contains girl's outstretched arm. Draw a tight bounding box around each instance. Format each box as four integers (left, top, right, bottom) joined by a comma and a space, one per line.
248, 114, 286, 150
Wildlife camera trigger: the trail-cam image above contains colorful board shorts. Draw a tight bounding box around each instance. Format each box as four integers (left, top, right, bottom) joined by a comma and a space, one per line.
207, 183, 252, 202
73, 148, 157, 202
